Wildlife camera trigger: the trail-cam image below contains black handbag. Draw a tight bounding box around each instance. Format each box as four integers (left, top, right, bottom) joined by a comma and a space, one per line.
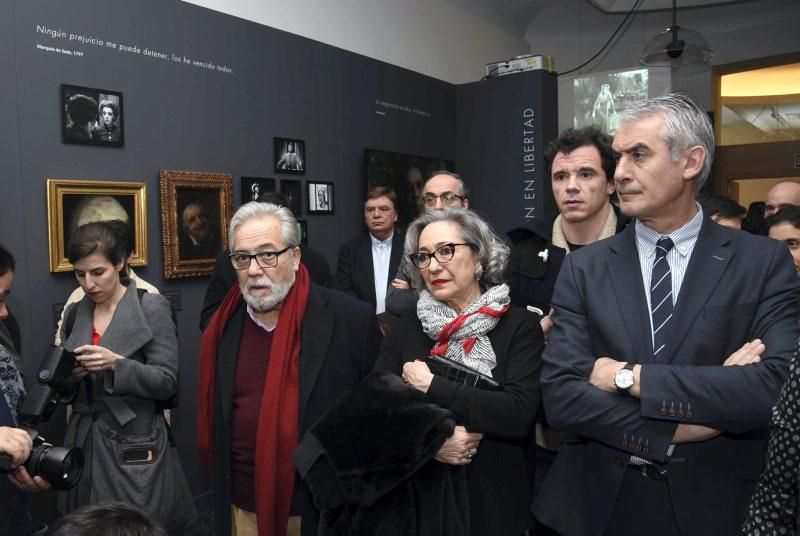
425, 355, 502, 391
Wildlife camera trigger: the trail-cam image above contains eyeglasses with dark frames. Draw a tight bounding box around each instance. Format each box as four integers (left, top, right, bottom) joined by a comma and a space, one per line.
409, 243, 474, 269
229, 246, 294, 270
422, 192, 464, 207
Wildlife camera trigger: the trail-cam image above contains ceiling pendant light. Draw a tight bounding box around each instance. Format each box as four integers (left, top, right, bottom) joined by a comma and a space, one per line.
640, 0, 714, 68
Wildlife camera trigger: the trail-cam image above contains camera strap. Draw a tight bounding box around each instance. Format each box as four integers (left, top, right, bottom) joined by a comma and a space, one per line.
65, 303, 98, 421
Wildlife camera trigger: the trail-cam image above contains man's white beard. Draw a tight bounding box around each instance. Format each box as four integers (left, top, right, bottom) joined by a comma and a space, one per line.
240, 271, 295, 312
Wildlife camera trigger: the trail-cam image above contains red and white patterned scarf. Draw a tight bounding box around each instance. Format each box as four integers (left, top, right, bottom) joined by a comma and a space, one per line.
417, 284, 510, 377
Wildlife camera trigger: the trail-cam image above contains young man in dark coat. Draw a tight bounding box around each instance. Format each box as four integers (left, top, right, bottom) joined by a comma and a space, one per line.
508, 125, 630, 496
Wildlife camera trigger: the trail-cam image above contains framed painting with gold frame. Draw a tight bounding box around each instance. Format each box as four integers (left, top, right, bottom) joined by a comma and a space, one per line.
46, 179, 147, 272
160, 170, 233, 279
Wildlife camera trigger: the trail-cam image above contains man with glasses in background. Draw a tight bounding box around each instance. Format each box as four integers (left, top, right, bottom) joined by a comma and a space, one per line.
385, 171, 469, 315
197, 202, 381, 536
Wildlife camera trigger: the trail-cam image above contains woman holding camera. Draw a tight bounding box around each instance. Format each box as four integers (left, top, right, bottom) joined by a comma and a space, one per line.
56, 222, 194, 532
373, 208, 544, 535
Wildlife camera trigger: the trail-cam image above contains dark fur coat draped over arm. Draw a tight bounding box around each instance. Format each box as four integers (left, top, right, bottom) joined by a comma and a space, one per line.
293, 372, 471, 535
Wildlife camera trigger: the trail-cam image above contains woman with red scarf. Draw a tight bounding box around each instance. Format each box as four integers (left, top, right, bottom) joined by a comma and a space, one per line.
374, 208, 544, 535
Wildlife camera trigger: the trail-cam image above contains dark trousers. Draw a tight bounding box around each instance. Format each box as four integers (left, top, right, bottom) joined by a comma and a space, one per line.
603, 465, 681, 536
533, 446, 558, 498
0, 479, 33, 534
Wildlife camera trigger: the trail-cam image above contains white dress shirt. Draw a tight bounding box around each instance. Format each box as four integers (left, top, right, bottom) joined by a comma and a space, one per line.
371, 233, 393, 314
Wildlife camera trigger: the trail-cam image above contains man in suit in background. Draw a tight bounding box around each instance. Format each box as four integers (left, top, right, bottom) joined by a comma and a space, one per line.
532, 94, 800, 536
337, 186, 403, 314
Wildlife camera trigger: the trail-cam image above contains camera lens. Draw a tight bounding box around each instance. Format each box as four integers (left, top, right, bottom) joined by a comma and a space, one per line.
27, 444, 84, 490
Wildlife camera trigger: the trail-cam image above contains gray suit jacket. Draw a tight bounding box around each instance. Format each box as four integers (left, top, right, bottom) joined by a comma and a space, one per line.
533, 218, 800, 536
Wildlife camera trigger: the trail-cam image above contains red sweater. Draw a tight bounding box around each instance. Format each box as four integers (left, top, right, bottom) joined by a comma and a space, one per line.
230, 314, 273, 511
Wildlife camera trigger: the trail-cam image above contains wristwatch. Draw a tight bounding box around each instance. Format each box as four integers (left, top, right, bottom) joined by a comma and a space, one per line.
613, 362, 636, 394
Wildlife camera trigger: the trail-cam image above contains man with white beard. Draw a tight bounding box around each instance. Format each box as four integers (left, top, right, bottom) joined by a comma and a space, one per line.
197, 202, 382, 536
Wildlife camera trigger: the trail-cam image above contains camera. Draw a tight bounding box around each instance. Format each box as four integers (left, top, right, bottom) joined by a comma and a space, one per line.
0, 345, 84, 490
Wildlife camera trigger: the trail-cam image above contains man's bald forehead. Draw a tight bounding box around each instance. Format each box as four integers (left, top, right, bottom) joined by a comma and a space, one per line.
424, 174, 464, 196
767, 181, 800, 203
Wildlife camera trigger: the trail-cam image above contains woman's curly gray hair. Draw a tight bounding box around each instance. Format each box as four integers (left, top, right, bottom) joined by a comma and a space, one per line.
403, 208, 509, 290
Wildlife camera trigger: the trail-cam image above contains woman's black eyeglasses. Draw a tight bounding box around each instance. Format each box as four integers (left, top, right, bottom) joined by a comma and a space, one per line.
409, 243, 474, 269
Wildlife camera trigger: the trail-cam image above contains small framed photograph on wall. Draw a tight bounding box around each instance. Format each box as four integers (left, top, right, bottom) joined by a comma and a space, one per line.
241, 177, 275, 204
274, 137, 305, 174
60, 84, 124, 147
307, 181, 334, 215
279, 179, 302, 216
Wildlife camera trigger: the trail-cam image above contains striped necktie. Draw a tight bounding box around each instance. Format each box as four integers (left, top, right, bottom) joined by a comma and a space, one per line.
650, 237, 674, 358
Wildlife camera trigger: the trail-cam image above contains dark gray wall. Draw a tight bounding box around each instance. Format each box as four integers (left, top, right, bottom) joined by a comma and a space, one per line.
456, 71, 558, 233
2, 0, 459, 517
2, 0, 555, 523
339, 53, 458, 230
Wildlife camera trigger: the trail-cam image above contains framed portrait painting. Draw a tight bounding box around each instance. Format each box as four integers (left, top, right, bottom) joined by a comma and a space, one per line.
274, 137, 305, 175
307, 181, 334, 215
61, 84, 124, 147
46, 179, 147, 272
159, 170, 233, 279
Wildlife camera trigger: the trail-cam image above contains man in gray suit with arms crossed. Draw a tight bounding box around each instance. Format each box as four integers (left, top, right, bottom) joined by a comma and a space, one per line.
532, 94, 800, 536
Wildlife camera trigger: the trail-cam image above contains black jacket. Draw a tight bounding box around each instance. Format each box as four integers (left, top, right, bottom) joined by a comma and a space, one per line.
374, 306, 544, 535
506, 204, 630, 314
294, 372, 470, 535
336, 232, 404, 310
209, 285, 382, 536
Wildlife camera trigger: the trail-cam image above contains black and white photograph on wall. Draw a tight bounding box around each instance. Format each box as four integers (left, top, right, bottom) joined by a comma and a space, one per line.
280, 179, 302, 215
296, 219, 308, 246
307, 181, 334, 214
274, 137, 305, 174
60, 84, 124, 147
572, 68, 649, 135
365, 149, 455, 227
241, 177, 276, 204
